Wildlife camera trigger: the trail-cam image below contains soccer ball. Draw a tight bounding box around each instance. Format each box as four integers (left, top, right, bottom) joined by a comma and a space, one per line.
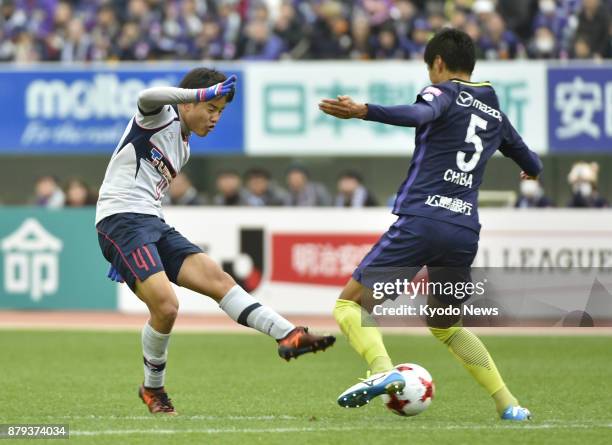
381, 363, 435, 417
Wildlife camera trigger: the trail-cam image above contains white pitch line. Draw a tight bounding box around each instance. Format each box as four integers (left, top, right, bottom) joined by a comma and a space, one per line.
39, 415, 299, 421
71, 423, 612, 436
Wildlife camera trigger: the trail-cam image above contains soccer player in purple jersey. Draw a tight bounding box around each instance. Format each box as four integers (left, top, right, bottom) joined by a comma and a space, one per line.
96, 68, 334, 415
320, 29, 539, 420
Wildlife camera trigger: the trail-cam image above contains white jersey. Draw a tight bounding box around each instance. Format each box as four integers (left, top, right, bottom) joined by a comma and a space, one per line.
95, 104, 190, 225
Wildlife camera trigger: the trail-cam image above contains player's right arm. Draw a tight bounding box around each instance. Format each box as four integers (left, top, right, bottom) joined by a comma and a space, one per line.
318, 84, 453, 127
137, 75, 237, 115
498, 112, 543, 178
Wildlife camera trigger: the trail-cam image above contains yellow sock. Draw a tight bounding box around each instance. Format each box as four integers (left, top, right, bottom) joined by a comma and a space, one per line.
333, 299, 393, 374
430, 327, 518, 414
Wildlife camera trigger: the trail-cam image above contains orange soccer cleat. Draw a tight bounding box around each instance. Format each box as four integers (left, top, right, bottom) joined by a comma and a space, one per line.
138, 385, 178, 415
277, 327, 335, 361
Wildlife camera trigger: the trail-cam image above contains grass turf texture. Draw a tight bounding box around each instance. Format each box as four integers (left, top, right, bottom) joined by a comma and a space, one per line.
2, 331, 611, 445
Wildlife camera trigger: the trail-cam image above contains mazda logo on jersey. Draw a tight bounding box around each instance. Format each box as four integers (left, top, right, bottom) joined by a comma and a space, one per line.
456, 91, 474, 107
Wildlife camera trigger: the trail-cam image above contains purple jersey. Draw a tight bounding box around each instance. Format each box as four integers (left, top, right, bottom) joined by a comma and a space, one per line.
365, 79, 542, 232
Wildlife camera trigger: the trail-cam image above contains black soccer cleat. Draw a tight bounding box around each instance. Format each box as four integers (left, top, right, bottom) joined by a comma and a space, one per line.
277, 327, 335, 361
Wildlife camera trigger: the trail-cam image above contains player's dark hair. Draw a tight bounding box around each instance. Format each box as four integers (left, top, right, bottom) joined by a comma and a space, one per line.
179, 67, 234, 102
424, 28, 476, 74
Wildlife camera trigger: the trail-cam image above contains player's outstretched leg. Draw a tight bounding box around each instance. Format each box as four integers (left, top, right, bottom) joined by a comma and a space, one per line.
177, 253, 335, 360
334, 279, 394, 374
333, 279, 403, 407
427, 295, 531, 421
135, 272, 179, 415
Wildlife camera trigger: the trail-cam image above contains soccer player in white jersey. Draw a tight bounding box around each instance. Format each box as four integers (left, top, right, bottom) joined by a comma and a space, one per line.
95, 68, 335, 415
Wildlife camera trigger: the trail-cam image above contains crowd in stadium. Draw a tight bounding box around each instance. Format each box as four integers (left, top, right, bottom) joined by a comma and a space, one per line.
32, 161, 609, 209
0, 0, 610, 62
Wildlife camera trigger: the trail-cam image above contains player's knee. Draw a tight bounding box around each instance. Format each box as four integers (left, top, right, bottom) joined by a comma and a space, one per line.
155, 299, 179, 323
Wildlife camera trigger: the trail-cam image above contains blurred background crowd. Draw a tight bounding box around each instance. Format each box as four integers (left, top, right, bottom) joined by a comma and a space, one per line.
32, 161, 609, 209
1, 0, 610, 63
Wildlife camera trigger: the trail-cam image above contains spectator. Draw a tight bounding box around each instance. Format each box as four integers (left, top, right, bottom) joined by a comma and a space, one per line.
370, 23, 408, 59
527, 26, 559, 58
532, 0, 566, 45
236, 3, 285, 60
0, 0, 606, 62
391, 0, 418, 45
61, 18, 92, 62
449, 8, 469, 31
284, 165, 331, 206
574, 0, 610, 59
463, 19, 485, 59
472, 0, 496, 24
13, 29, 41, 62
167, 172, 206, 206
236, 18, 285, 60
405, 17, 430, 59
427, 12, 447, 34
308, 0, 353, 59
571, 34, 594, 58
34, 175, 65, 208
89, 5, 118, 61
361, 0, 393, 28
244, 167, 288, 206
350, 10, 371, 59
273, 0, 304, 58
335, 170, 378, 207
113, 21, 151, 60
193, 15, 226, 59
480, 13, 524, 59
567, 161, 608, 208
499, 0, 539, 41
64, 178, 97, 207
515, 178, 554, 208
212, 170, 249, 206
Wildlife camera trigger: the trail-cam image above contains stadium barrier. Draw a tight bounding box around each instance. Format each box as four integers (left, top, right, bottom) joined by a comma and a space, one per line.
0, 208, 115, 309
2, 207, 610, 320
0, 61, 610, 155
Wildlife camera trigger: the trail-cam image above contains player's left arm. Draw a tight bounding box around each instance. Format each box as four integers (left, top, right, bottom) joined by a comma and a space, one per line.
318, 85, 453, 127
498, 112, 543, 179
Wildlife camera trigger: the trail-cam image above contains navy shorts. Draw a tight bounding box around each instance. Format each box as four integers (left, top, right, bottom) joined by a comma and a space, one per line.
353, 215, 479, 305
96, 213, 202, 291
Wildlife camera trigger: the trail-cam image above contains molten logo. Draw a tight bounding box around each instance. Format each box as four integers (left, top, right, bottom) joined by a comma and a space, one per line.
25, 74, 171, 120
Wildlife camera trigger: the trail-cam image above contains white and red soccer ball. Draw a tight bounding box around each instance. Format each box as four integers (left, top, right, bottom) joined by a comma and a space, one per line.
381, 363, 435, 417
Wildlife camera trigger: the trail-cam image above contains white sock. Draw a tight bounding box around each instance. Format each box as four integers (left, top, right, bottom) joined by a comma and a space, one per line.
142, 322, 170, 388
219, 285, 294, 339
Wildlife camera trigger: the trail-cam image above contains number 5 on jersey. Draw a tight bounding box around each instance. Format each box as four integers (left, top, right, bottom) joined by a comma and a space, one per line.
456, 113, 488, 173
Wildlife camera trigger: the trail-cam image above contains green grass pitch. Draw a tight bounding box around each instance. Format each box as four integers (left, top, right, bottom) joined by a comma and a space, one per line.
2, 330, 611, 444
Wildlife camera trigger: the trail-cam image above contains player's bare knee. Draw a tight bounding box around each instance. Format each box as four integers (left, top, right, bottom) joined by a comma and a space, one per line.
155, 300, 179, 323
